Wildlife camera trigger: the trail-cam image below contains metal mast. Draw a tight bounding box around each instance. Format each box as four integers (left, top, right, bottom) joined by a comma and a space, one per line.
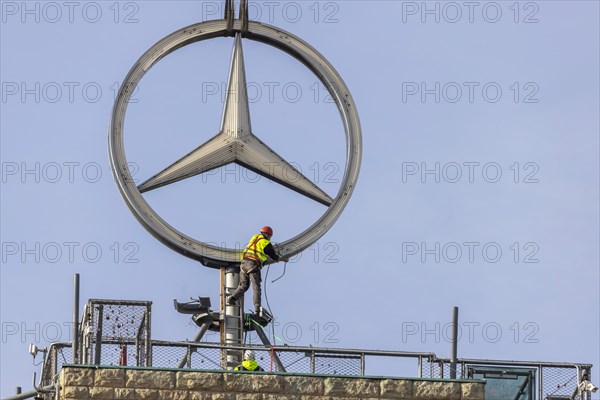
219, 3, 250, 369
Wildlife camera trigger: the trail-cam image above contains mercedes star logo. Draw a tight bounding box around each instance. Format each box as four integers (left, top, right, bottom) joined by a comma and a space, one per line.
109, 13, 361, 268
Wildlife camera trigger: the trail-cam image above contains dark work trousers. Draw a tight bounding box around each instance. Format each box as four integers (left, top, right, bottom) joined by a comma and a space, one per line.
230, 259, 262, 310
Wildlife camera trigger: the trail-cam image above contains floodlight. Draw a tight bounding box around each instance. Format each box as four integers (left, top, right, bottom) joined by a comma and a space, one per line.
28, 343, 38, 358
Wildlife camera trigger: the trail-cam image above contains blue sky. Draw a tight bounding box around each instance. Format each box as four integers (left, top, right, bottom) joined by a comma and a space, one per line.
1, 1, 599, 397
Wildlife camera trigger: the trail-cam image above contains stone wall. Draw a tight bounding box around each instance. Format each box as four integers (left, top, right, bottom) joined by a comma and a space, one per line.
58, 366, 485, 400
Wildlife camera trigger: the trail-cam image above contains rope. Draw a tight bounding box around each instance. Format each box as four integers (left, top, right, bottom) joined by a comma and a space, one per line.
249, 317, 286, 345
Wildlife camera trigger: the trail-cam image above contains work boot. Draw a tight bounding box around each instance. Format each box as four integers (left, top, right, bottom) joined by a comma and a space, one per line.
226, 296, 237, 306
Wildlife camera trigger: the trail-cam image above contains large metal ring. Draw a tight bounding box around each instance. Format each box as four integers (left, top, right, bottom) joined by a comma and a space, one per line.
109, 20, 362, 268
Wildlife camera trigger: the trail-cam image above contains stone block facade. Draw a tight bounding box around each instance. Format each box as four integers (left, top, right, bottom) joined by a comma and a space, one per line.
58, 366, 485, 400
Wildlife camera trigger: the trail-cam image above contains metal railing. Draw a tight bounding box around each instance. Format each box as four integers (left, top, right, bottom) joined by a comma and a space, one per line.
39, 340, 433, 379
40, 342, 72, 393
422, 357, 594, 400
151, 340, 434, 377
39, 339, 594, 400
33, 297, 594, 400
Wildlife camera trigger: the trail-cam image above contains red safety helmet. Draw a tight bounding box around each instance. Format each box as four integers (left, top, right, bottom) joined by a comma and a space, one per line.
260, 226, 273, 236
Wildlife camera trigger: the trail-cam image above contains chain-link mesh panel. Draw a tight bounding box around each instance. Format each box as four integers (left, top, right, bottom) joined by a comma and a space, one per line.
443, 362, 464, 379
421, 359, 472, 380
150, 344, 224, 370
151, 343, 235, 370
541, 366, 579, 400
137, 312, 149, 365
81, 300, 151, 366
151, 344, 189, 368
422, 360, 586, 400
92, 342, 142, 367
41, 343, 72, 386
314, 353, 361, 375
274, 350, 310, 373
190, 347, 223, 370
421, 357, 434, 378
421, 359, 448, 379
39, 343, 73, 399
262, 350, 361, 375
89, 300, 150, 341
145, 345, 364, 375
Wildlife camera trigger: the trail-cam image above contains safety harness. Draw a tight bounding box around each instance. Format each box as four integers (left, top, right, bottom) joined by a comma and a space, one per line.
243, 234, 267, 267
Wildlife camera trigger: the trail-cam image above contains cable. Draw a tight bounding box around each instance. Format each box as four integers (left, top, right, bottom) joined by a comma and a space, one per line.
264, 264, 274, 317
271, 262, 287, 283
264, 262, 288, 345
264, 262, 287, 315
264, 264, 275, 344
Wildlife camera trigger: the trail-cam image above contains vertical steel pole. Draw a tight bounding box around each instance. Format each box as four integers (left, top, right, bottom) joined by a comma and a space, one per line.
94, 305, 103, 365
220, 267, 225, 367
450, 306, 458, 379
186, 347, 192, 368
360, 353, 365, 375
538, 365, 543, 399
429, 356, 434, 378
145, 305, 152, 367
221, 266, 242, 369
72, 273, 80, 364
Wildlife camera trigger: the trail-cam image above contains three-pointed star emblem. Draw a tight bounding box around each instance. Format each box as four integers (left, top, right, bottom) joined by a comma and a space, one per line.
137, 34, 333, 207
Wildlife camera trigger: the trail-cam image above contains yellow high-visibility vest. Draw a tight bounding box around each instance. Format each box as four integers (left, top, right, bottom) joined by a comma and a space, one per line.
242, 234, 270, 264
234, 359, 262, 371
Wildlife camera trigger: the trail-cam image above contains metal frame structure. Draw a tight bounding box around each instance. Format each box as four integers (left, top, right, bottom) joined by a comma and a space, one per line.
425, 357, 595, 400
78, 299, 152, 367
26, 293, 595, 400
